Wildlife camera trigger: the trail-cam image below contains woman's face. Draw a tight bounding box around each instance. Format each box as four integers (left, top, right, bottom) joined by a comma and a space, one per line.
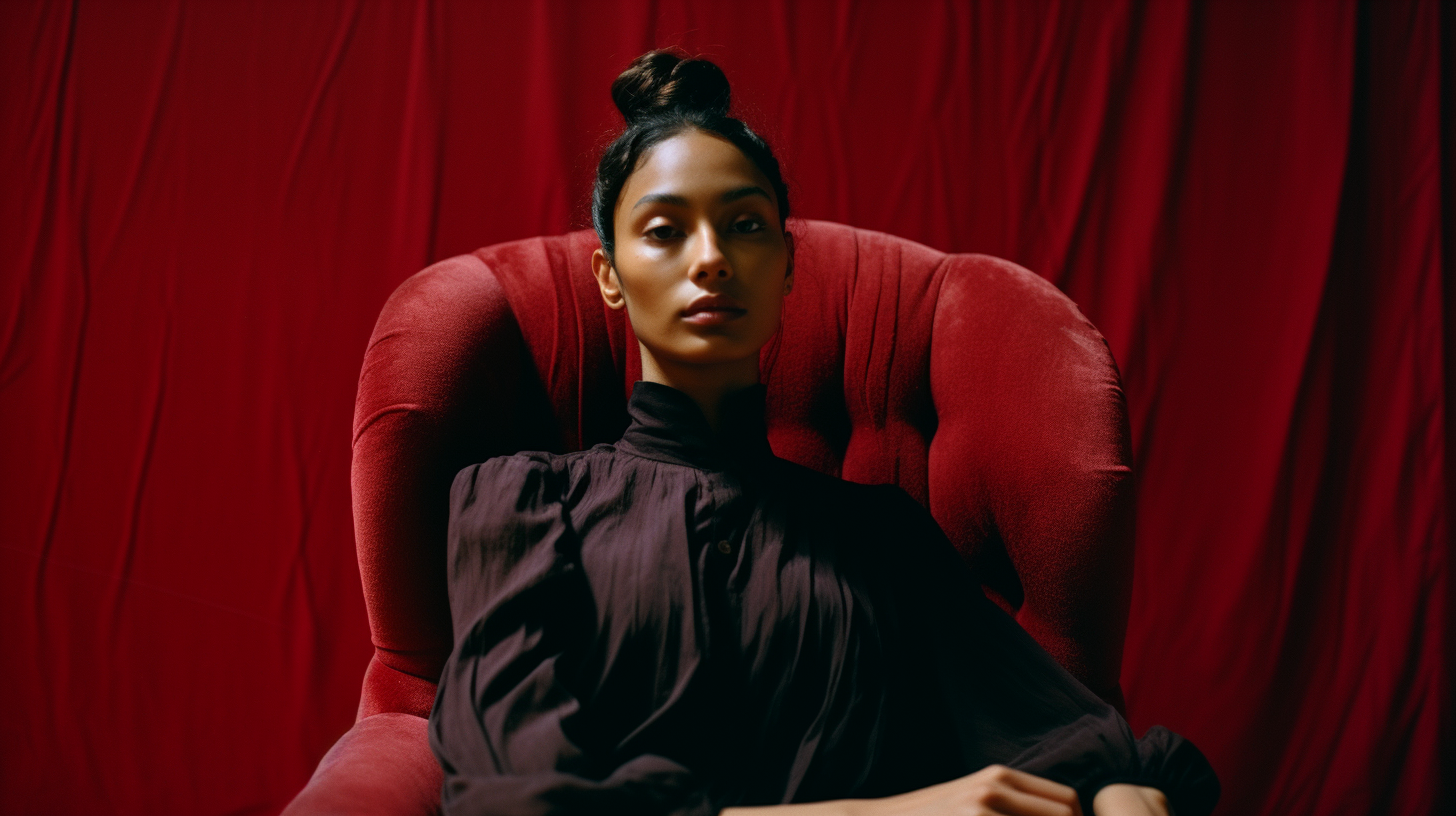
593, 129, 793, 386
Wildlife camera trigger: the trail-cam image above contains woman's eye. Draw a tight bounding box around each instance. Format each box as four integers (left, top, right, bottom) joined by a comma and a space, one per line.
731, 218, 765, 234
646, 225, 678, 241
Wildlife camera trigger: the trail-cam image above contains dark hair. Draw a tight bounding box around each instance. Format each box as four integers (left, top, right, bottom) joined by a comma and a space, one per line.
592, 51, 791, 263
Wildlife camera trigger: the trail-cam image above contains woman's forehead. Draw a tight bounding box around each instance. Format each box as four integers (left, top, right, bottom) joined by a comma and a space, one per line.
623, 130, 771, 205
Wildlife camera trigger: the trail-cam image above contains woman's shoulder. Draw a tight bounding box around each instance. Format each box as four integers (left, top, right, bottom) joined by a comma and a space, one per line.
446, 451, 596, 557
451, 444, 637, 508
452, 449, 583, 502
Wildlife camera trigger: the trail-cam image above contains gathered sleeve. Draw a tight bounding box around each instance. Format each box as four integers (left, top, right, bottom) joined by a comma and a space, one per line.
427, 455, 717, 816
877, 487, 1221, 816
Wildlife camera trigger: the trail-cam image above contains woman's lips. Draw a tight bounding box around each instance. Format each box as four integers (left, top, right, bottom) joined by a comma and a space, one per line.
682, 295, 746, 324
682, 307, 746, 325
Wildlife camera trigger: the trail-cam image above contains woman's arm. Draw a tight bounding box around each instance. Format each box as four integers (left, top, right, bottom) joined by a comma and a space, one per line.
722, 767, 1172, 816
433, 458, 718, 816
861, 490, 1214, 816
722, 765, 1085, 816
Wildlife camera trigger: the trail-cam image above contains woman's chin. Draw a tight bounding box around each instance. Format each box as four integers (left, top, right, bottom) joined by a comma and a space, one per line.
644, 345, 762, 376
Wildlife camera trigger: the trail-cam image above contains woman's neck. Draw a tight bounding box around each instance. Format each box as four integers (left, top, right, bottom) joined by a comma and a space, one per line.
639, 347, 759, 433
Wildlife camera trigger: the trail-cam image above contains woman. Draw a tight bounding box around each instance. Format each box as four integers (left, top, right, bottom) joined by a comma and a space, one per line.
428, 51, 1219, 816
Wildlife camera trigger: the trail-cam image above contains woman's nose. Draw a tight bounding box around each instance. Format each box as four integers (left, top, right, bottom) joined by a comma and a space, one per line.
689, 227, 731, 280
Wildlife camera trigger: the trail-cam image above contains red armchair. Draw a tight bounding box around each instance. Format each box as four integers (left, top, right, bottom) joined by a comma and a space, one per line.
283, 219, 1134, 815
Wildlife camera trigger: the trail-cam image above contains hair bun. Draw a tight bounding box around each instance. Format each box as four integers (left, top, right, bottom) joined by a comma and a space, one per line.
611, 50, 731, 123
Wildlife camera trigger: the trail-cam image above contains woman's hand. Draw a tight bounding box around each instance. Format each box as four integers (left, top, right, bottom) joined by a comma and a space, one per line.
1090, 784, 1170, 816
722, 764, 1084, 816
862, 765, 1083, 816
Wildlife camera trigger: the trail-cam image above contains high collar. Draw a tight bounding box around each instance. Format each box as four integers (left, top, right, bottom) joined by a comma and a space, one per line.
616, 381, 774, 472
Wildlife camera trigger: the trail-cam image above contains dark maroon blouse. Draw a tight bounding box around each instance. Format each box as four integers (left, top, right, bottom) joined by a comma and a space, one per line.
428, 381, 1218, 816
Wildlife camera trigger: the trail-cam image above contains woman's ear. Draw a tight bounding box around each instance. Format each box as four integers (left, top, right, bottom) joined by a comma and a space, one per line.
783, 230, 795, 294
592, 247, 626, 310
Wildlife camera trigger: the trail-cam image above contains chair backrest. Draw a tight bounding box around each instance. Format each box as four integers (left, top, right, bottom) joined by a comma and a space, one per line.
349, 219, 1133, 720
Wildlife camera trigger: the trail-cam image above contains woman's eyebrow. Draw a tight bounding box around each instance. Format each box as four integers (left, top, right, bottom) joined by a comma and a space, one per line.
721, 185, 771, 203
631, 192, 690, 211
631, 186, 771, 212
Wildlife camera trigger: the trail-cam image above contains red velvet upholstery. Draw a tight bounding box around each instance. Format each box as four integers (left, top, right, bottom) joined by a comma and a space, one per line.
284, 219, 1133, 814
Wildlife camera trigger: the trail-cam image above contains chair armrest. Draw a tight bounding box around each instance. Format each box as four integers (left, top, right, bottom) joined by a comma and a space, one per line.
282, 713, 441, 816
929, 254, 1134, 709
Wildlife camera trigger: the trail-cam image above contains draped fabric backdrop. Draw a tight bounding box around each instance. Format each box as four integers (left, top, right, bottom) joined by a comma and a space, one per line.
2, 1, 1450, 814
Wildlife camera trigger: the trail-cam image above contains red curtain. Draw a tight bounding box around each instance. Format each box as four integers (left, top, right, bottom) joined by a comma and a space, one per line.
2, 1, 1449, 814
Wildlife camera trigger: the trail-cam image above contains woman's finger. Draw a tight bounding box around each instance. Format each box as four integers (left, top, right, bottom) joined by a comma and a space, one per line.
992, 767, 1081, 809
977, 785, 1080, 816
